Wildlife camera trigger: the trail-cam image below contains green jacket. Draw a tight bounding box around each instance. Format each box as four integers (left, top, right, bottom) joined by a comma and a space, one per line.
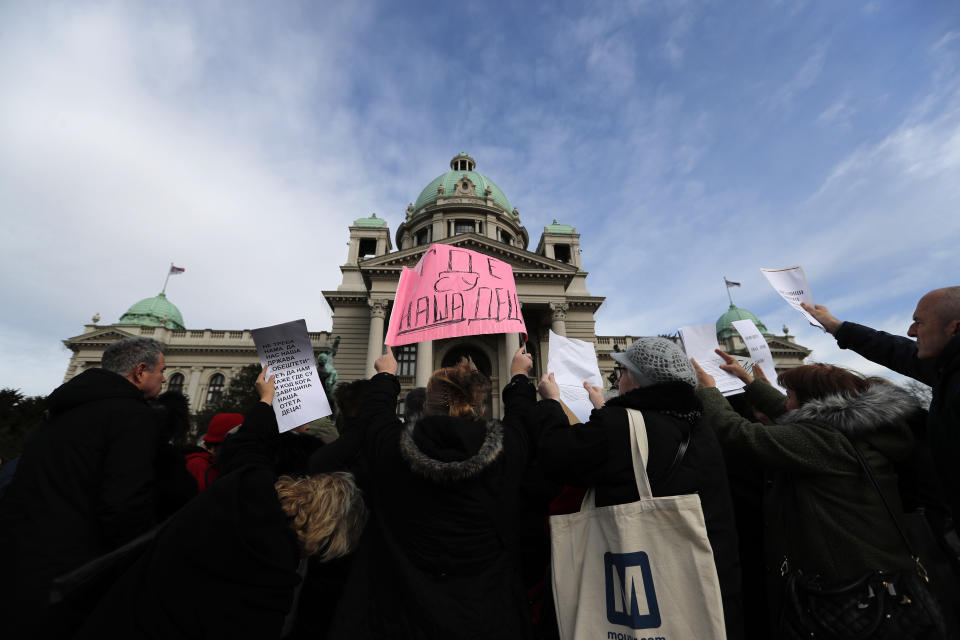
698, 379, 920, 582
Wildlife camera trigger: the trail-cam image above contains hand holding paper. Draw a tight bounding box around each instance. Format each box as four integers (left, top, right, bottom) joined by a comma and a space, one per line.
256, 366, 275, 405
546, 330, 605, 422
800, 302, 842, 334
679, 324, 745, 396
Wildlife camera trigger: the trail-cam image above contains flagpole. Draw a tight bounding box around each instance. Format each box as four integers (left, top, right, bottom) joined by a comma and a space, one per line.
724, 277, 734, 306
162, 263, 172, 295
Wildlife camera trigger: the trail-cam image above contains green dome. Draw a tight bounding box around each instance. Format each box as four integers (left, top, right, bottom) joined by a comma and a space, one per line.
545, 219, 575, 234
716, 304, 768, 340
412, 153, 512, 214
354, 213, 386, 228
118, 292, 185, 330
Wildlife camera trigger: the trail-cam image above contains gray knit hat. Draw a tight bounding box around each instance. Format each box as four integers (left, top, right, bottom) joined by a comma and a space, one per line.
611, 337, 697, 388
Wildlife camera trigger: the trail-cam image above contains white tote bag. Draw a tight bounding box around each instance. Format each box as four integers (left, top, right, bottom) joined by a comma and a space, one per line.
549, 409, 726, 640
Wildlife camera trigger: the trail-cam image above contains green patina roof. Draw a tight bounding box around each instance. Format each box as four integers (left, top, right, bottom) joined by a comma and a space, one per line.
716, 304, 768, 340
354, 213, 386, 228
545, 219, 575, 234
412, 157, 512, 214
118, 292, 186, 330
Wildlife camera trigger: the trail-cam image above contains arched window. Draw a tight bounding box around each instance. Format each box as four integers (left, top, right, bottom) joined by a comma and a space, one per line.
167, 373, 185, 394
206, 373, 225, 405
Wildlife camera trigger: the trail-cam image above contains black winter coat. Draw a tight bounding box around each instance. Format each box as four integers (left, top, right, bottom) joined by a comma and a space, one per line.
327, 372, 554, 640
0, 368, 159, 638
835, 323, 960, 521
538, 381, 744, 640
76, 402, 302, 640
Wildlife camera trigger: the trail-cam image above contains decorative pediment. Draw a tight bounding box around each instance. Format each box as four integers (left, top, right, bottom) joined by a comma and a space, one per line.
63, 326, 139, 350
358, 234, 577, 274
765, 336, 812, 355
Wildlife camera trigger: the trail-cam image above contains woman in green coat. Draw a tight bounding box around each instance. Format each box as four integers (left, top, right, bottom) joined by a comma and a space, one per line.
692, 352, 945, 638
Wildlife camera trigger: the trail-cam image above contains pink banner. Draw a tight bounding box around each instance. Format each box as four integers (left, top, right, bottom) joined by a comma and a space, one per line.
385, 244, 527, 347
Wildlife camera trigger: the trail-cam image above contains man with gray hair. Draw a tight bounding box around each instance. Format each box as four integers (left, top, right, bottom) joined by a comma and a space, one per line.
0, 337, 167, 636
803, 287, 960, 527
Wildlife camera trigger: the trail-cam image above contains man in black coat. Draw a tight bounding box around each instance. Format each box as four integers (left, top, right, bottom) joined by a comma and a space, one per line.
803, 288, 960, 523
0, 337, 166, 638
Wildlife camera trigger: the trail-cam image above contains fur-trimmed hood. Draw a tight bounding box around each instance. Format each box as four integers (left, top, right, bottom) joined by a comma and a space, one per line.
776, 381, 922, 436
399, 416, 504, 483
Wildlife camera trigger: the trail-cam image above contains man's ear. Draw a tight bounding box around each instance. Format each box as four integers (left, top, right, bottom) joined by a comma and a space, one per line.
132, 362, 147, 382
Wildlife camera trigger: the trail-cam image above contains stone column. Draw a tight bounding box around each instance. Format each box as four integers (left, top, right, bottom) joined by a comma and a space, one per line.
186, 367, 204, 414
549, 302, 569, 337
415, 340, 433, 388
365, 299, 389, 378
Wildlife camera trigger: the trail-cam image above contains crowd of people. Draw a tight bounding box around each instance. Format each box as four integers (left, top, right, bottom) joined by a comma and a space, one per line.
0, 286, 959, 639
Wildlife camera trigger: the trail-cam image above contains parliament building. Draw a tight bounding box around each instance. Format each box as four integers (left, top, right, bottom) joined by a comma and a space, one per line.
62, 153, 810, 417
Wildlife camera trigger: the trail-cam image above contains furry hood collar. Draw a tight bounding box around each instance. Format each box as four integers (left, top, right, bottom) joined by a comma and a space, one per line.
399, 417, 504, 483
776, 381, 921, 436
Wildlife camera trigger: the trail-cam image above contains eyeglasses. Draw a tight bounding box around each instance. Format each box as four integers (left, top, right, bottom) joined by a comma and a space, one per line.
613, 365, 624, 376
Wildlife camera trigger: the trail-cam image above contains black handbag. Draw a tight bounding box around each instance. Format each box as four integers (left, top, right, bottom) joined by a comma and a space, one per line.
778, 441, 948, 640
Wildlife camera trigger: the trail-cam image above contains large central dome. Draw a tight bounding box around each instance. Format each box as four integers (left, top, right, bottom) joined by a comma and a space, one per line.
412, 152, 511, 214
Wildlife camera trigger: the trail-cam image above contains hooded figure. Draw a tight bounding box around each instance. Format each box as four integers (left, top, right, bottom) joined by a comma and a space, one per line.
694, 355, 942, 637
327, 346, 554, 639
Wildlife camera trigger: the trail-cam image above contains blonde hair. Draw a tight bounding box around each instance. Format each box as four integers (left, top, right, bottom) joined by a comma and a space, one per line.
275, 472, 368, 561
424, 358, 490, 419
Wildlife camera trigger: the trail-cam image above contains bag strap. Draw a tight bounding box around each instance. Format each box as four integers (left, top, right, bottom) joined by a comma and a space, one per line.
581, 408, 651, 510
846, 438, 929, 582
626, 408, 653, 498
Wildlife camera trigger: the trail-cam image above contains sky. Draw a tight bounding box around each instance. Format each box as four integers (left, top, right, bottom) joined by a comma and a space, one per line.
1, 0, 959, 396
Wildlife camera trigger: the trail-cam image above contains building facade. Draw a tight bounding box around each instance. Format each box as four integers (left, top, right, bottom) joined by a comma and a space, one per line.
62, 153, 809, 416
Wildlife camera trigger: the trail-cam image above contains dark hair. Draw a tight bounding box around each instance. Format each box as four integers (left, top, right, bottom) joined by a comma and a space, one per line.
151, 391, 192, 446
333, 379, 370, 433
777, 364, 869, 406
404, 387, 426, 425
425, 359, 490, 419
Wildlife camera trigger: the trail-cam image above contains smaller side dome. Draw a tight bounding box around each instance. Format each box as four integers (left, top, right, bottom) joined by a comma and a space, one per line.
716, 304, 768, 340
545, 219, 576, 234
118, 292, 185, 330
353, 213, 387, 228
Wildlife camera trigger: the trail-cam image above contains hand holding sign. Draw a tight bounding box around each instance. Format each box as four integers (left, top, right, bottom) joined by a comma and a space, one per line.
800, 302, 842, 334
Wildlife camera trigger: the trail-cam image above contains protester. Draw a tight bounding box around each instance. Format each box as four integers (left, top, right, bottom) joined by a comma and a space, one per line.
802, 290, 960, 526
537, 336, 744, 640
325, 346, 557, 639
403, 386, 426, 425
184, 412, 243, 491
150, 391, 197, 520
0, 337, 165, 638
76, 367, 367, 640
694, 351, 946, 637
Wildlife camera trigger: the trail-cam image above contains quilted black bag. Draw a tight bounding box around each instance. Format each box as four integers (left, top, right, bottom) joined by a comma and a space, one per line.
778, 441, 948, 640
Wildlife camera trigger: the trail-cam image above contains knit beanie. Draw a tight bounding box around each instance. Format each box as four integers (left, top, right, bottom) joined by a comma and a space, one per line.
204, 413, 244, 444
611, 337, 697, 388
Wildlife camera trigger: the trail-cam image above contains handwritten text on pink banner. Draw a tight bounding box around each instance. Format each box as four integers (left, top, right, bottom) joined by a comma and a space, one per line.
385, 244, 527, 347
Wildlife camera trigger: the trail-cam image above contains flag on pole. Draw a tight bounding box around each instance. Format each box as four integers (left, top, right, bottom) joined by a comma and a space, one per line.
724, 278, 740, 288
169, 265, 185, 274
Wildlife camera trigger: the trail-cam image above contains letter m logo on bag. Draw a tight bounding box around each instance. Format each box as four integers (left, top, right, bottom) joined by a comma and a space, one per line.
604, 551, 661, 629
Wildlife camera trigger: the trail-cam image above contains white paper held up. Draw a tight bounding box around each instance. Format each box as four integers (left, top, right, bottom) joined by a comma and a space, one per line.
547, 330, 604, 423
679, 324, 745, 396
731, 319, 787, 394
251, 319, 332, 433
760, 265, 824, 330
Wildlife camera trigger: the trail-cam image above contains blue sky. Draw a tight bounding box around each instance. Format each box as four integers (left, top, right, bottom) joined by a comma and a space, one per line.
1, 0, 958, 395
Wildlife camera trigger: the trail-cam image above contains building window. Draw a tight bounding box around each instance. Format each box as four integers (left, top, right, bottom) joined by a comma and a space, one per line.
396, 398, 405, 418
358, 238, 377, 257
415, 227, 432, 246
499, 228, 512, 245
454, 219, 474, 235
554, 244, 572, 263
206, 373, 225, 405
396, 344, 416, 377
167, 373, 185, 394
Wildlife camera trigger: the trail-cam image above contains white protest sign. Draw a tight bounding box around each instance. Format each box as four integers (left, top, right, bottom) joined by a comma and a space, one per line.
760, 265, 824, 330
251, 319, 332, 433
731, 319, 787, 394
679, 324, 745, 396
547, 330, 604, 423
